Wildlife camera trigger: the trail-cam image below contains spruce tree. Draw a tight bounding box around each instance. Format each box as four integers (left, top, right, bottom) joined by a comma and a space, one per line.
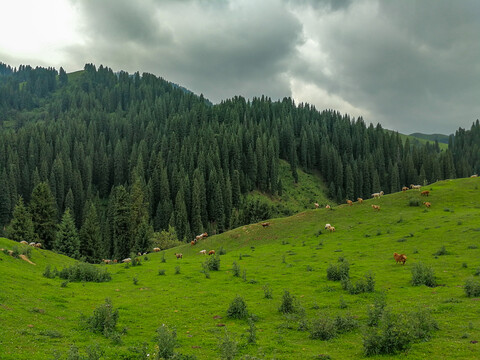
54, 208, 80, 259
30, 182, 57, 249
7, 196, 35, 243
112, 185, 131, 260
79, 202, 102, 263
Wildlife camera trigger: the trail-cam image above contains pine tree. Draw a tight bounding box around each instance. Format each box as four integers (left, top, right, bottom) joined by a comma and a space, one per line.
174, 187, 190, 242
0, 168, 11, 228
7, 196, 35, 243
79, 202, 101, 263
112, 185, 131, 260
30, 182, 57, 249
54, 208, 80, 259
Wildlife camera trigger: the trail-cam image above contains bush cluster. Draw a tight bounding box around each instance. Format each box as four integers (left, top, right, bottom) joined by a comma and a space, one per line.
341, 272, 375, 294
464, 277, 480, 297
227, 296, 249, 319
411, 262, 436, 287
326, 258, 350, 281
309, 314, 359, 340
58, 262, 111, 282
363, 309, 438, 356
86, 298, 119, 338
204, 254, 221, 271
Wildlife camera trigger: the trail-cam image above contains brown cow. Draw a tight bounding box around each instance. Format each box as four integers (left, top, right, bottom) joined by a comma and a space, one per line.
357, 198, 363, 203
191, 240, 197, 246
371, 204, 380, 211
329, 226, 336, 232
314, 202, 319, 209
153, 247, 160, 252
261, 222, 270, 228
402, 186, 409, 192
423, 202, 431, 208
421, 190, 430, 196
175, 253, 183, 259
325, 204, 331, 209
208, 250, 215, 255
346, 200, 353, 206
393, 252, 407, 265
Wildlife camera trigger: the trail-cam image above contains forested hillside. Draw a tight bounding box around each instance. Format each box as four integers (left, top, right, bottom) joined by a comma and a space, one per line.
1, 62, 479, 262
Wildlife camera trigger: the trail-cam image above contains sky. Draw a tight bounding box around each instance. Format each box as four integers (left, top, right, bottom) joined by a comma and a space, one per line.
1, 0, 479, 135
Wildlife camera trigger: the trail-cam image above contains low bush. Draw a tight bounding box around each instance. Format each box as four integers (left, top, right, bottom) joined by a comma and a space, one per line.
334, 314, 359, 333
263, 284, 273, 299
58, 263, 111, 282
434, 245, 449, 256
367, 294, 387, 327
309, 316, 337, 340
175, 266, 181, 275
363, 309, 438, 356
158, 269, 166, 276
218, 247, 227, 255
342, 272, 375, 294
408, 198, 420, 207
227, 296, 248, 319
218, 329, 237, 360
86, 298, 119, 338
464, 277, 480, 297
278, 290, 297, 314
326, 258, 350, 281
156, 324, 177, 359
204, 254, 221, 271
411, 262, 436, 287
232, 262, 241, 277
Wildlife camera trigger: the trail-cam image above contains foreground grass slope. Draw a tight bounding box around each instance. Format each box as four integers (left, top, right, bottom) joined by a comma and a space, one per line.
1, 178, 480, 359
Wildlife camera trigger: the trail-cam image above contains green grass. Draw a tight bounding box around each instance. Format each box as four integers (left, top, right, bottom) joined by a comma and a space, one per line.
246, 159, 331, 217
1, 177, 480, 359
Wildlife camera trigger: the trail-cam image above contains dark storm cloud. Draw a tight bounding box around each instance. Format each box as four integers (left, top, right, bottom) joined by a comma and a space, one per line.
290, 0, 480, 133
62, 0, 479, 134
67, 0, 302, 102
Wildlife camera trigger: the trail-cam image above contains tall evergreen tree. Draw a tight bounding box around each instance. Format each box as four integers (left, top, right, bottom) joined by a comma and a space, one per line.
7, 196, 35, 243
30, 182, 57, 249
54, 208, 80, 259
79, 202, 102, 263
112, 185, 131, 260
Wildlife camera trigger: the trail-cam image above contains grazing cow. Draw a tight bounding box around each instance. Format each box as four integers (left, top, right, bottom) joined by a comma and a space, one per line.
346, 200, 353, 206
325, 204, 331, 209
329, 226, 336, 232
357, 198, 363, 203
113, 259, 118, 264
325, 223, 331, 230
208, 250, 215, 255
34, 243, 42, 248
153, 247, 160, 252
402, 186, 409, 192
122, 258, 131, 263
191, 240, 197, 246
20, 240, 28, 245
371, 205, 380, 211
202, 232, 208, 238
102, 259, 112, 264
471, 174, 478, 178
200, 250, 207, 255
372, 192, 381, 198
29, 242, 36, 247
421, 190, 430, 196
423, 202, 431, 208
411, 184, 421, 190
314, 202, 319, 209
261, 222, 270, 228
175, 253, 183, 259
393, 252, 407, 265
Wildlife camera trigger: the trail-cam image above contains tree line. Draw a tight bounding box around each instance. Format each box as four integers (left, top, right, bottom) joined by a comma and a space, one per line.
1, 62, 479, 262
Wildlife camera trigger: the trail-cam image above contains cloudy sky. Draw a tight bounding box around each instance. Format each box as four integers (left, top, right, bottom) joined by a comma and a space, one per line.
1, 0, 479, 134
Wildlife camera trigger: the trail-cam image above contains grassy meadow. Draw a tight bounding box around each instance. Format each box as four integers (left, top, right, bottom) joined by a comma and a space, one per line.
1, 177, 480, 359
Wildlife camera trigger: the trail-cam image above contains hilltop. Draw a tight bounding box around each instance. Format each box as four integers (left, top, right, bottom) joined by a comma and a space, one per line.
1, 177, 480, 359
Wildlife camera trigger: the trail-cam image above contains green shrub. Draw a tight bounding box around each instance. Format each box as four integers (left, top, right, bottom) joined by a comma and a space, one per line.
339, 296, 348, 309
175, 266, 181, 275
43, 264, 55, 279
131, 256, 142, 266
309, 316, 337, 340
158, 269, 166, 276
61, 280, 69, 288
227, 296, 248, 319
247, 318, 256, 344
156, 324, 177, 359
434, 245, 449, 256
58, 263, 111, 282
408, 198, 420, 207
218, 330, 237, 360
341, 272, 375, 295
475, 268, 480, 276
367, 294, 387, 327
278, 290, 296, 314
86, 298, 119, 338
334, 314, 359, 333
161, 252, 166, 263
133, 277, 138, 285
465, 277, 480, 297
263, 284, 273, 299
363, 309, 438, 356
326, 258, 350, 281
204, 254, 221, 271
232, 262, 241, 277
411, 262, 436, 287
218, 247, 227, 255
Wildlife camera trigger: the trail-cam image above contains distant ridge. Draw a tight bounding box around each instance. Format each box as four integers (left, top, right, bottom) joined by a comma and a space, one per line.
409, 132, 449, 144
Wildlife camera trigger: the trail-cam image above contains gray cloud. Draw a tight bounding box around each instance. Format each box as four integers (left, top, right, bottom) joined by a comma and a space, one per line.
53, 1, 480, 133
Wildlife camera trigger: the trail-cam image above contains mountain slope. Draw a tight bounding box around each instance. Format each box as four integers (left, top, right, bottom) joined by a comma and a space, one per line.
1, 176, 480, 359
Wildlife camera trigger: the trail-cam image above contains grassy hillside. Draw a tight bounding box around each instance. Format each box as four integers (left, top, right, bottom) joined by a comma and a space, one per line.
409, 133, 450, 145
385, 129, 449, 150
1, 177, 480, 359
246, 160, 331, 217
